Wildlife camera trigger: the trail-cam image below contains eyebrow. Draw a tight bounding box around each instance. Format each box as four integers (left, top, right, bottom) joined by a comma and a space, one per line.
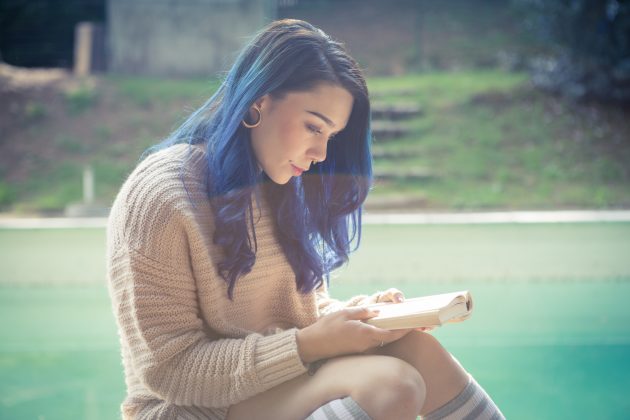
306, 110, 336, 128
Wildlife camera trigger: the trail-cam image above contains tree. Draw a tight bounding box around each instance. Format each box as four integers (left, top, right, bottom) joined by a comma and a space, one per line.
515, 0, 630, 103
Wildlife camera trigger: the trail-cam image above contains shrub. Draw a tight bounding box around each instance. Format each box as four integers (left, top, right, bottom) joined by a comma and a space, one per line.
515, 0, 630, 103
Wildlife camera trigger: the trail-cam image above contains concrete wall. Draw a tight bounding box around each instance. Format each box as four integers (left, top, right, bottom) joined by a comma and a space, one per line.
278, 0, 421, 77
106, 0, 276, 77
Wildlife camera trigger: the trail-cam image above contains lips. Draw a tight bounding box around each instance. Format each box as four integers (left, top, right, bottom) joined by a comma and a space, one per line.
290, 164, 307, 176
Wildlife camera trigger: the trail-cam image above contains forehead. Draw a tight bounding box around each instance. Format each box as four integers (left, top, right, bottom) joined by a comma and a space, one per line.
282, 83, 354, 128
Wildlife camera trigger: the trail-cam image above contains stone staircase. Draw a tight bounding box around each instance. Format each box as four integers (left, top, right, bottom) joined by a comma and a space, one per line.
371, 102, 424, 121
370, 101, 435, 179
371, 102, 422, 140
366, 99, 437, 210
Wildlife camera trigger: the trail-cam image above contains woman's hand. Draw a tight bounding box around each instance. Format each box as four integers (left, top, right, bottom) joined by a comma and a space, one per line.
296, 307, 414, 363
372, 288, 435, 334
373, 287, 405, 304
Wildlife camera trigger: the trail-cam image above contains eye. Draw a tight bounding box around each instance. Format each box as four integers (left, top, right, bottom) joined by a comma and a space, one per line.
306, 124, 322, 135
307, 123, 338, 141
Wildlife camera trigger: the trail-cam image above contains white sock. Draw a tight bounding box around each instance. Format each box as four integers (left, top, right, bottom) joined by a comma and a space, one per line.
422, 374, 505, 420
305, 396, 372, 420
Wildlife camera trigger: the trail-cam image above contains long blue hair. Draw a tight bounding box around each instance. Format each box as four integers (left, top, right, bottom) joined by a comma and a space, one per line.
141, 19, 373, 300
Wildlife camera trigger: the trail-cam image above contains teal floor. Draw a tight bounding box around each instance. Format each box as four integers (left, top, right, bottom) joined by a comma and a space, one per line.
1, 223, 629, 419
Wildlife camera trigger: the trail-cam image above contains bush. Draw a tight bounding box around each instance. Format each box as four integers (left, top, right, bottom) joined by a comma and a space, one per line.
0, 181, 16, 209
515, 0, 630, 103
64, 83, 98, 115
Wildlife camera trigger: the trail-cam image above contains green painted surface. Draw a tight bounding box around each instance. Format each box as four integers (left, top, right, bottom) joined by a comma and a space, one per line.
1, 224, 629, 419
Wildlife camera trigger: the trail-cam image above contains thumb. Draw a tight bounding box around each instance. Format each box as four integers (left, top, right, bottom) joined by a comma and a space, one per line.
344, 306, 380, 320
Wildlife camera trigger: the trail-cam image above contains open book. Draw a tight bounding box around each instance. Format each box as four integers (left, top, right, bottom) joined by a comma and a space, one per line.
361, 290, 474, 330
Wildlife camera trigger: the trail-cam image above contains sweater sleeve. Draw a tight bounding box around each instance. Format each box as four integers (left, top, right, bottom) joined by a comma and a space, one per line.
109, 244, 308, 408
106, 152, 308, 409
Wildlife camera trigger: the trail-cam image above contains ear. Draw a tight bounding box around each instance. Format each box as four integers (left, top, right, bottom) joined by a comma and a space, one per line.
253, 93, 271, 111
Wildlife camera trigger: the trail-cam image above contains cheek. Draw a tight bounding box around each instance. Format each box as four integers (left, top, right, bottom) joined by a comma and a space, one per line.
258, 111, 308, 163
280, 121, 307, 152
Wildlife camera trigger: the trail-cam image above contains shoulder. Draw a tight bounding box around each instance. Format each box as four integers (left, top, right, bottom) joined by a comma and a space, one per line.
132, 142, 208, 189
114, 142, 208, 211
107, 142, 211, 255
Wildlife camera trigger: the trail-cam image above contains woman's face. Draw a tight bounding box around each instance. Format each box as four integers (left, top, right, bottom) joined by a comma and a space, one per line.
248, 82, 354, 185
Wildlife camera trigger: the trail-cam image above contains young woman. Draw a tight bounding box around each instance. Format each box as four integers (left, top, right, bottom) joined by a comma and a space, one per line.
106, 19, 504, 420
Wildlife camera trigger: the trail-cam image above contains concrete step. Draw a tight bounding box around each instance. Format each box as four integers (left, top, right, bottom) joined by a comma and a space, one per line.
371, 120, 411, 141
372, 148, 424, 160
371, 102, 424, 120
374, 168, 436, 182
371, 88, 419, 98
364, 194, 429, 210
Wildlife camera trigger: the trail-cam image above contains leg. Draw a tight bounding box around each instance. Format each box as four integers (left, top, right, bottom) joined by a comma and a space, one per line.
304, 396, 371, 419
369, 331, 504, 419
368, 331, 470, 416
226, 354, 426, 420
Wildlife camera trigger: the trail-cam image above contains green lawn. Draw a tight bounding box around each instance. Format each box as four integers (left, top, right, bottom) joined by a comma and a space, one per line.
1, 223, 630, 419
3, 70, 629, 214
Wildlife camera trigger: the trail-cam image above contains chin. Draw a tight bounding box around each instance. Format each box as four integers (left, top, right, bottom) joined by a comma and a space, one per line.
266, 171, 292, 185
272, 176, 292, 185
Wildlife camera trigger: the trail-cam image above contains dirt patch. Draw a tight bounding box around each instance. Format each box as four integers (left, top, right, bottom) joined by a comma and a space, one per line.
0, 62, 194, 212
0, 63, 72, 89
0, 63, 101, 184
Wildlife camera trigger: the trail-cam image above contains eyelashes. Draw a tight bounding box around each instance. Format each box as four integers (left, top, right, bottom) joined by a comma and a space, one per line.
306, 124, 337, 141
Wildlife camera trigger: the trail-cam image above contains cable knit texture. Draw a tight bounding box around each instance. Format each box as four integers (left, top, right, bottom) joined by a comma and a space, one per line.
106, 143, 375, 419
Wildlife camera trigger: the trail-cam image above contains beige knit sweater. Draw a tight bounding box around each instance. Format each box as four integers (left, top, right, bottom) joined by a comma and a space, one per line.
106, 143, 375, 419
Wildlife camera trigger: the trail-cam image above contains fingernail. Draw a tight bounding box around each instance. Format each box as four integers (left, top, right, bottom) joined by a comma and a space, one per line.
396, 295, 404, 302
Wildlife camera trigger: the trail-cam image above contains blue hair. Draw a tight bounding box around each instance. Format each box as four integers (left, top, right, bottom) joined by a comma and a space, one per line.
140, 19, 373, 299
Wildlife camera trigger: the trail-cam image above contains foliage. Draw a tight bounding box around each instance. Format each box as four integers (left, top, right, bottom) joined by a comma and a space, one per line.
63, 83, 98, 115
514, 0, 630, 102
0, 181, 16, 208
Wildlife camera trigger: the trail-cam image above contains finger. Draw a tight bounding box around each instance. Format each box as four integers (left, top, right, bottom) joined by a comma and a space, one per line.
384, 288, 405, 303
374, 328, 413, 346
359, 322, 394, 338
365, 325, 412, 341
414, 327, 434, 332
389, 328, 414, 338
344, 306, 380, 320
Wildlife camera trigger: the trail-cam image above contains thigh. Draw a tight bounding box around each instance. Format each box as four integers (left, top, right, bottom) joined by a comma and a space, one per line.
369, 331, 465, 378
226, 353, 421, 420
369, 331, 470, 415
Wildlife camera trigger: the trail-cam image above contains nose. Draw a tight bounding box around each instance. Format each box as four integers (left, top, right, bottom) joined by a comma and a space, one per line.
307, 139, 327, 163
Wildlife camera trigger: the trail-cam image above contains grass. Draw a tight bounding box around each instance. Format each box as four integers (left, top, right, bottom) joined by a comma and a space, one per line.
104, 74, 221, 108
367, 72, 630, 209
1, 224, 630, 418
63, 83, 99, 115
1, 70, 629, 213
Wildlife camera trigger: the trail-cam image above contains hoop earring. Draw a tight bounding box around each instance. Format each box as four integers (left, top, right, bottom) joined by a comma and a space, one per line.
242, 107, 262, 128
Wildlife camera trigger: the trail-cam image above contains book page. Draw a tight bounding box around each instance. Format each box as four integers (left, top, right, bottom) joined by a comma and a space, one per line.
363, 290, 469, 317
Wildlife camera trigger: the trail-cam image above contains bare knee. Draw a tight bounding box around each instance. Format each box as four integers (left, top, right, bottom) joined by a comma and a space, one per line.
386, 332, 470, 416
348, 356, 426, 420
403, 331, 448, 359
394, 331, 466, 372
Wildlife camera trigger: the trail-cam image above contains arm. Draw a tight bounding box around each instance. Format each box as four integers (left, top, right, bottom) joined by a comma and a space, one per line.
108, 245, 308, 409
106, 165, 308, 409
